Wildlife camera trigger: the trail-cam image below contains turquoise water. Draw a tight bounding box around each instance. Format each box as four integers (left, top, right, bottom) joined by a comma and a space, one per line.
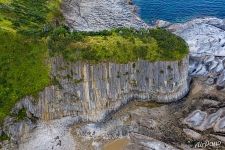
133, 0, 225, 23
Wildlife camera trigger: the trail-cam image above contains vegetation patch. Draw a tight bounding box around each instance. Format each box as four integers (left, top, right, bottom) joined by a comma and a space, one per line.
0, 0, 63, 36
0, 30, 50, 123
48, 27, 189, 63
0, 0, 62, 124
0, 132, 10, 142
15, 108, 27, 121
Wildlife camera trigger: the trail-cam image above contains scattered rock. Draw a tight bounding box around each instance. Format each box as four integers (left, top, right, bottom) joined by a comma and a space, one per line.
214, 117, 225, 132
183, 110, 207, 128
154, 20, 172, 28
205, 78, 215, 85
183, 129, 202, 140
202, 110, 222, 130
202, 99, 220, 106
217, 70, 225, 87
184, 109, 225, 132
168, 17, 225, 57
166, 17, 225, 82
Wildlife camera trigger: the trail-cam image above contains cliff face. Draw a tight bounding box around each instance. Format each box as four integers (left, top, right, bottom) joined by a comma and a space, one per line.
10, 56, 189, 123
52, 57, 189, 121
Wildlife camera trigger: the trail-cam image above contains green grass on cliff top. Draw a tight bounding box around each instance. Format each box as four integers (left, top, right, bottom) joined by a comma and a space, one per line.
49, 27, 189, 63
0, 0, 188, 124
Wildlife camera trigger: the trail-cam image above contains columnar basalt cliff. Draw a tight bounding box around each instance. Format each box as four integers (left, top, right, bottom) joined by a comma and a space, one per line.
10, 56, 189, 123
2, 0, 225, 147
49, 56, 189, 121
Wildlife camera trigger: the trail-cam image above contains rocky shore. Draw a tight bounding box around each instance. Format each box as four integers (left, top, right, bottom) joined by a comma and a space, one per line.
155, 17, 225, 88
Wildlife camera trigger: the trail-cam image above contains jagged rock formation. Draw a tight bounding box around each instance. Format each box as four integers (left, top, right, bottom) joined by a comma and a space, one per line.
62, 0, 149, 31
156, 17, 225, 88
183, 109, 225, 132
167, 17, 225, 57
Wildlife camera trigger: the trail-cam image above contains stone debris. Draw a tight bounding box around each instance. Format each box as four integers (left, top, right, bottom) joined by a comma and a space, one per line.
202, 99, 220, 106
205, 78, 215, 85
168, 17, 225, 57
214, 116, 225, 132
217, 70, 225, 87
183, 110, 207, 128
154, 20, 172, 28
183, 129, 202, 140
183, 109, 225, 132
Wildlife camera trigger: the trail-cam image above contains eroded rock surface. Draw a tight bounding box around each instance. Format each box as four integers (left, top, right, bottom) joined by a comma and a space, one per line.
62, 0, 148, 31
18, 116, 81, 150
157, 17, 225, 88
126, 133, 179, 150
167, 17, 225, 57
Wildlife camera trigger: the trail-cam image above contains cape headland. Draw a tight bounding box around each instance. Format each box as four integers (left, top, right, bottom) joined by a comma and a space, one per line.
2, 0, 225, 150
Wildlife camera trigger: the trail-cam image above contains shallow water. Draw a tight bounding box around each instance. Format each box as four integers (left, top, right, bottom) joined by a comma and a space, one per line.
103, 138, 129, 150
133, 0, 225, 23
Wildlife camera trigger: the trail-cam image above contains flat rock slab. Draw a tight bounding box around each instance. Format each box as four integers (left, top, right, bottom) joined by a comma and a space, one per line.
62, 0, 148, 31
183, 128, 202, 140
18, 116, 81, 150
126, 133, 179, 150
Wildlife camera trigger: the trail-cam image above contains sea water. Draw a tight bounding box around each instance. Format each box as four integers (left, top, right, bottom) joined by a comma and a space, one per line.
133, 0, 225, 23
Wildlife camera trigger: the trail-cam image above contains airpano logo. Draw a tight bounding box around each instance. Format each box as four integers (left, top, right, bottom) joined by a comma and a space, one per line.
194, 141, 221, 148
